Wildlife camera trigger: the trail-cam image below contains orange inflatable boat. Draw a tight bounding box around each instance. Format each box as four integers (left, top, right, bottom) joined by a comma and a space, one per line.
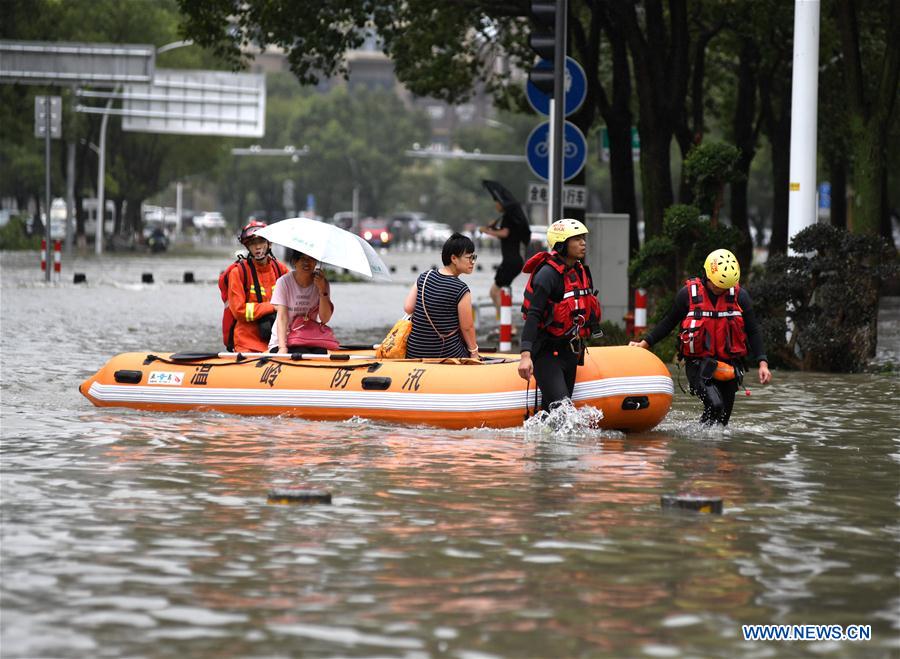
79, 346, 673, 431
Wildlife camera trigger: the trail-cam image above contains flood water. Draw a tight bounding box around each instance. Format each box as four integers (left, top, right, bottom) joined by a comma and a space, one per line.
1, 248, 898, 658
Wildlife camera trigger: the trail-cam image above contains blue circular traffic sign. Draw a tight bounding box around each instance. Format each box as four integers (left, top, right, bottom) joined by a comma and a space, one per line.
526, 57, 587, 117
525, 121, 588, 182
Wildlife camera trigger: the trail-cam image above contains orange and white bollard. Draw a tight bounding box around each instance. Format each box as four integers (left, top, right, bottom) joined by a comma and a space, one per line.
53, 240, 61, 280
634, 288, 647, 337
499, 287, 513, 352
40, 240, 62, 281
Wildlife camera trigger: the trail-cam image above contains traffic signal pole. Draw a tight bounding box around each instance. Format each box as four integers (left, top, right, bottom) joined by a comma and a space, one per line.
549, 0, 566, 225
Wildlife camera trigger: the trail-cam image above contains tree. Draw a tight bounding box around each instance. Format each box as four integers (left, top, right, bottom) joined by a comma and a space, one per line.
682, 141, 741, 228
607, 0, 689, 239
830, 0, 899, 239
750, 225, 898, 371
571, 2, 640, 255
216, 83, 431, 223
1, 0, 231, 244
177, 0, 645, 243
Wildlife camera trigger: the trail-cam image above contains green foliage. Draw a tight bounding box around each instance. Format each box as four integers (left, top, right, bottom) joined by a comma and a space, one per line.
628, 204, 745, 319
0, 215, 41, 250
0, 0, 231, 238
178, 0, 529, 104
682, 142, 742, 223
749, 224, 899, 372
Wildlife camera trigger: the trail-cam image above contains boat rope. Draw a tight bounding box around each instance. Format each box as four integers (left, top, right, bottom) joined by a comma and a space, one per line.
142, 354, 377, 370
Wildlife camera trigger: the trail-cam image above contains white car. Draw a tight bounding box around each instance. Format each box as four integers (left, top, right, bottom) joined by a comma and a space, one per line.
419, 221, 454, 245
193, 211, 226, 230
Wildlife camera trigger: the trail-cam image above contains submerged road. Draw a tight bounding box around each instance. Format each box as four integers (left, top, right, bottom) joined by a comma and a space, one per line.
1, 247, 898, 657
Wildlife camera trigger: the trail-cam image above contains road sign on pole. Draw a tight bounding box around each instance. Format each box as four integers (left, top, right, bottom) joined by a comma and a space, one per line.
527, 182, 587, 209
526, 120, 588, 182
35, 95, 61, 283
600, 126, 640, 162
526, 56, 586, 117
34, 95, 61, 138
1, 40, 154, 86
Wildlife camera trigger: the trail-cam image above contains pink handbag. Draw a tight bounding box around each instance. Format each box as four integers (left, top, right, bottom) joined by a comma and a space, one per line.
286, 316, 340, 350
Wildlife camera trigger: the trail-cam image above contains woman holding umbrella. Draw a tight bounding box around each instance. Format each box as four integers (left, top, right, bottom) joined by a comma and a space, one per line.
269, 249, 334, 354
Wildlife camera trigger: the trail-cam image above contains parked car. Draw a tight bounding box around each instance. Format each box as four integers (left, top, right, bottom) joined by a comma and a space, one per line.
193, 211, 226, 230
527, 224, 548, 257
328, 211, 355, 231
388, 211, 428, 243
358, 217, 393, 247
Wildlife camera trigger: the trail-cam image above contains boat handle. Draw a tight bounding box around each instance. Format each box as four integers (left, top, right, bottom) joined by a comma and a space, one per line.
114, 370, 143, 384
361, 377, 392, 390
621, 396, 649, 411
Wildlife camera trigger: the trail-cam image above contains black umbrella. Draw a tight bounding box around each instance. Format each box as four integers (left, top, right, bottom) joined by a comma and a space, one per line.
481, 180, 519, 210
481, 180, 531, 244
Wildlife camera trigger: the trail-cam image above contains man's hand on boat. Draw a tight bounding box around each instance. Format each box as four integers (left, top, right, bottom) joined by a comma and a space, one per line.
518, 351, 533, 381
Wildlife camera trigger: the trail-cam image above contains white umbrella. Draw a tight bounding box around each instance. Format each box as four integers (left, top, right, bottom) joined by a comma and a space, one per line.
256, 217, 391, 281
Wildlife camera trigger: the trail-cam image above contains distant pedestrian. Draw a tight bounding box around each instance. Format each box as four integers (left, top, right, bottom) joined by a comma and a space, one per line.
481, 199, 530, 317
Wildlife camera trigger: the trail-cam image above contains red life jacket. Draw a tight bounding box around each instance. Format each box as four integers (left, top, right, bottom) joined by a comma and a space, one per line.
678, 277, 748, 360
521, 251, 601, 338
218, 256, 287, 350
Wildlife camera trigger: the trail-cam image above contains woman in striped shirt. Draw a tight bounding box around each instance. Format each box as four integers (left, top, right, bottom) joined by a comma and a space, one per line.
403, 233, 479, 360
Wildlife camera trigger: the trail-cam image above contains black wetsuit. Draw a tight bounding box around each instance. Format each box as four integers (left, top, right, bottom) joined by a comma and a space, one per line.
644, 281, 767, 426
521, 264, 591, 411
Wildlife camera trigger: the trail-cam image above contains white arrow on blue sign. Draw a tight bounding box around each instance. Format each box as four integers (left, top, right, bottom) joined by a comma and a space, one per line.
526, 57, 587, 118
525, 121, 588, 182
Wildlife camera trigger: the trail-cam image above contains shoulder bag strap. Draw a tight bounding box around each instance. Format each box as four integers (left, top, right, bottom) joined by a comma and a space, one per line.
420, 270, 458, 340
245, 259, 264, 303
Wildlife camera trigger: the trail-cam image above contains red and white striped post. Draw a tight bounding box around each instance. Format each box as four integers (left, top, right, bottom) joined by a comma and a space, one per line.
40, 239, 47, 272
499, 287, 513, 352
53, 240, 61, 280
634, 288, 647, 337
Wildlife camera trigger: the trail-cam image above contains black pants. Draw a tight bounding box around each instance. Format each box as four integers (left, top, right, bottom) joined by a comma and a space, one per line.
533, 341, 581, 411
685, 359, 740, 426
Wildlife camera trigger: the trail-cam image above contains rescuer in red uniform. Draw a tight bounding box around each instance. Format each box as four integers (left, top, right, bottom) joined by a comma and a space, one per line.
629, 248, 772, 426
518, 219, 601, 411
220, 221, 288, 353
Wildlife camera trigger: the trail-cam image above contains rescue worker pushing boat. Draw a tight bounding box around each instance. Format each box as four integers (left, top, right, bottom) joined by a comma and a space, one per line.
220, 220, 289, 353
629, 248, 772, 426
518, 219, 602, 411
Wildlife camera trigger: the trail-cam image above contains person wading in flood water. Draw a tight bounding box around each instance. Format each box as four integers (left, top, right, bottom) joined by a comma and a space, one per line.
629, 248, 772, 426
517, 219, 602, 411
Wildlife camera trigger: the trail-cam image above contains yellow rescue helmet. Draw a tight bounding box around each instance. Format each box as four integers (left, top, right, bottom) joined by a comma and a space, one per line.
704, 249, 740, 288
546, 218, 588, 250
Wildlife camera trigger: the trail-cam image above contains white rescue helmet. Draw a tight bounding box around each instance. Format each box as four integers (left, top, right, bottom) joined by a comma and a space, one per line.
546, 218, 589, 252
